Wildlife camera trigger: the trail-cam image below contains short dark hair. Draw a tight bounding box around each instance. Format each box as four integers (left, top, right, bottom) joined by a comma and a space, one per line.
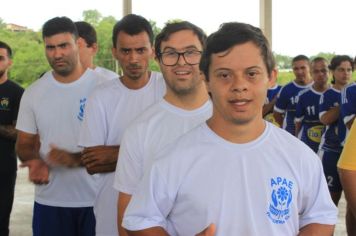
0, 41, 12, 58
311, 56, 328, 67
112, 14, 153, 48
292, 55, 310, 64
329, 55, 354, 84
155, 21, 207, 58
200, 22, 275, 81
42, 16, 78, 39
75, 21, 97, 47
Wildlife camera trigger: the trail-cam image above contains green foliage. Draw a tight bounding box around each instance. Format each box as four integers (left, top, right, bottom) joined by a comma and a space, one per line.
149, 20, 161, 39
82, 9, 102, 27
0, 18, 6, 29
274, 53, 292, 70
95, 16, 117, 72
1, 11, 352, 88
0, 29, 48, 87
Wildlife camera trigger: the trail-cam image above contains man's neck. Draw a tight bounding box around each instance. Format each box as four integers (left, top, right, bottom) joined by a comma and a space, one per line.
120, 71, 151, 90
53, 64, 85, 84
294, 78, 312, 86
207, 115, 266, 144
164, 82, 209, 110
312, 83, 328, 93
0, 74, 8, 85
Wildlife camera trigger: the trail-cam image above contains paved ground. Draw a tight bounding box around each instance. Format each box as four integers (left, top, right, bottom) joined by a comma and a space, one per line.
9, 167, 347, 235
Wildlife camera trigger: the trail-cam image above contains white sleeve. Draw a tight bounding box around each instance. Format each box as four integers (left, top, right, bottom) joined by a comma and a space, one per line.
298, 150, 338, 228
113, 125, 144, 194
16, 89, 37, 134
122, 162, 174, 231
78, 90, 107, 147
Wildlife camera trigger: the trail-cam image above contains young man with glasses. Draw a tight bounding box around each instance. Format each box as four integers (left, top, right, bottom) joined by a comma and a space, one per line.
113, 21, 212, 236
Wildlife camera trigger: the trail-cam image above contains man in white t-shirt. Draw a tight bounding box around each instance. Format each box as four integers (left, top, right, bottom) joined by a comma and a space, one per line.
15, 17, 101, 236
78, 14, 166, 236
122, 23, 338, 236
113, 21, 212, 236
75, 21, 118, 80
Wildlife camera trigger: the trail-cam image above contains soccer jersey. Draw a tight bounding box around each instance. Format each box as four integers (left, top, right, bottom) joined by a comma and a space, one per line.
319, 88, 343, 153
295, 87, 325, 152
264, 84, 281, 126
274, 81, 311, 135
340, 82, 356, 144
16, 69, 101, 207
78, 72, 166, 236
123, 122, 337, 235
338, 122, 356, 170
114, 99, 212, 195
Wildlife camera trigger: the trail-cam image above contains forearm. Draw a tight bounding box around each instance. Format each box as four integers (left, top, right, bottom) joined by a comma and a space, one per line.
263, 103, 274, 117
126, 227, 169, 236
0, 124, 17, 140
81, 145, 119, 173
118, 192, 132, 236
86, 162, 117, 175
320, 107, 339, 125
295, 121, 302, 137
339, 169, 356, 216
298, 223, 334, 236
273, 111, 284, 127
16, 142, 41, 162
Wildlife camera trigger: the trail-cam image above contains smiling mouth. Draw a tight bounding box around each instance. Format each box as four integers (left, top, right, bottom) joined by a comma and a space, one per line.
229, 99, 251, 106
175, 71, 190, 75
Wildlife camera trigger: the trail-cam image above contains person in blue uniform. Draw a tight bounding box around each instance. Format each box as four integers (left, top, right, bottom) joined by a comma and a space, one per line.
319, 55, 353, 207
295, 57, 329, 152
263, 68, 281, 126
273, 55, 313, 135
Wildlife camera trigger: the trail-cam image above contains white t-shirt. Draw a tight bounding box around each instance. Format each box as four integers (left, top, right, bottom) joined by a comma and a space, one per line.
123, 122, 338, 236
78, 71, 166, 236
94, 66, 119, 81
114, 99, 212, 194
16, 69, 101, 207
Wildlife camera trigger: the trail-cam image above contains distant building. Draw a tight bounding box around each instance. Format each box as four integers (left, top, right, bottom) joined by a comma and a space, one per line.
6, 23, 28, 32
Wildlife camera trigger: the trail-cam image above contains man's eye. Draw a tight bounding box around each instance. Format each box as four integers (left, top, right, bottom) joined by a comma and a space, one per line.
136, 48, 145, 54
217, 72, 231, 79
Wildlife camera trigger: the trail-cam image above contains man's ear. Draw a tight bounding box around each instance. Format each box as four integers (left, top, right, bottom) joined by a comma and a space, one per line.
111, 47, 118, 60
268, 67, 278, 88
91, 43, 98, 54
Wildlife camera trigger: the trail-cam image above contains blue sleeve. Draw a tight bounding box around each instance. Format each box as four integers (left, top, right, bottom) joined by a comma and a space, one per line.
274, 85, 289, 112
341, 86, 356, 122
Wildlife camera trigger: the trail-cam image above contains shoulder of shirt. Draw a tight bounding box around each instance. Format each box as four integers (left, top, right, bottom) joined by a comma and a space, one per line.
6, 79, 24, 91
344, 82, 356, 91
23, 71, 52, 93
124, 101, 164, 133
297, 87, 311, 97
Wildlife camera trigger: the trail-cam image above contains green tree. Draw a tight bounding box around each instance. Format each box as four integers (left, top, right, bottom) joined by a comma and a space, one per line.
82, 9, 102, 27
0, 18, 6, 29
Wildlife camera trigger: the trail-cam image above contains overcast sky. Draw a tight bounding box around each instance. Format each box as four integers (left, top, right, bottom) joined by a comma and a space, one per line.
2, 0, 355, 57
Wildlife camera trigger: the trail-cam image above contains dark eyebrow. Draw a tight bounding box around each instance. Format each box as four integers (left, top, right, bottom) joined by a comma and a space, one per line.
162, 45, 200, 52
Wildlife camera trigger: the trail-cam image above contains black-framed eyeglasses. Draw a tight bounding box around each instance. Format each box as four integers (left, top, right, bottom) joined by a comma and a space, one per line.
158, 50, 202, 66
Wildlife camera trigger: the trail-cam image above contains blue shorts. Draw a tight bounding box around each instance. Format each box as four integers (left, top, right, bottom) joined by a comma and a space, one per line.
319, 149, 343, 192
33, 202, 95, 236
